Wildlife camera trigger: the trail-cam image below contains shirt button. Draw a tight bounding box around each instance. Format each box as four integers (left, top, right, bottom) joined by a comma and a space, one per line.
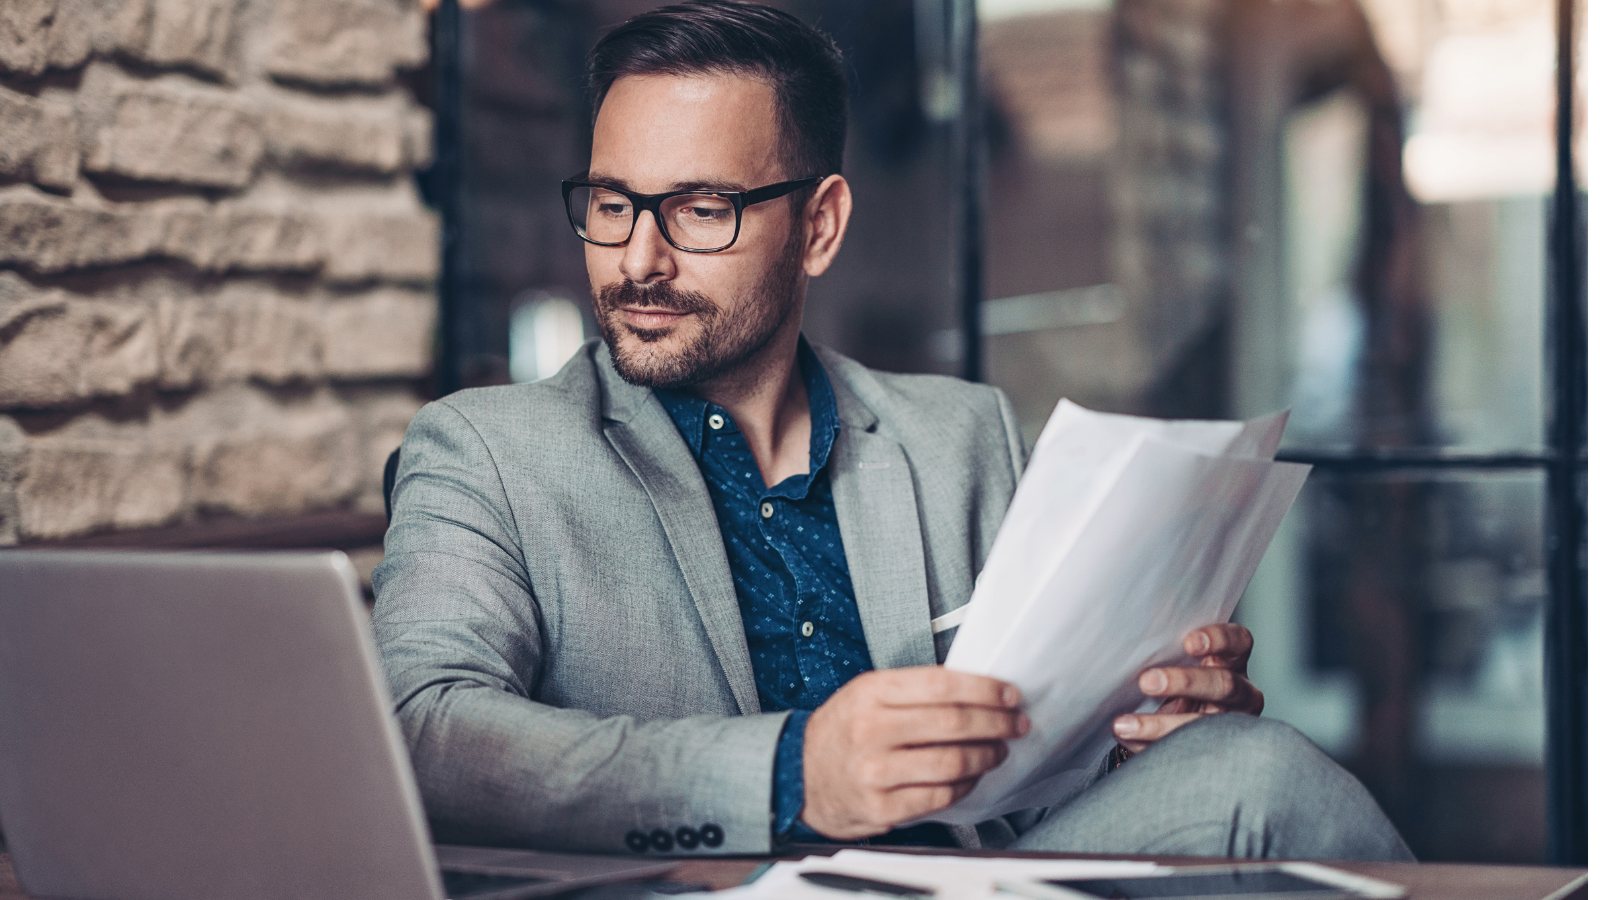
708, 413, 726, 430
760, 502, 774, 519
800, 621, 815, 637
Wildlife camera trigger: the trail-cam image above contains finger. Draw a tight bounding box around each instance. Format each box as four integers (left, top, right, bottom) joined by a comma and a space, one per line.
871, 666, 1023, 710
880, 777, 981, 824
878, 703, 1030, 747
1112, 711, 1205, 749
1184, 623, 1253, 666
869, 741, 1008, 789
1139, 666, 1257, 709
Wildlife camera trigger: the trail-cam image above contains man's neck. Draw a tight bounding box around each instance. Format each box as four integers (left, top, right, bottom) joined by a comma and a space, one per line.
689, 330, 813, 489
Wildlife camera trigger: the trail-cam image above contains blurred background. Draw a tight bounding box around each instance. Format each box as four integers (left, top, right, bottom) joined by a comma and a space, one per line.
0, 0, 1585, 867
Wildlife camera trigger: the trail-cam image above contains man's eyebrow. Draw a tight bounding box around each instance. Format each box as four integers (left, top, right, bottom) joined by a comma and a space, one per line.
582, 172, 749, 194
669, 178, 747, 192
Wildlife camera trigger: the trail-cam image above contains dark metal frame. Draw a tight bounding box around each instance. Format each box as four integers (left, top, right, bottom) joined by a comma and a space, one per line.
429, 0, 1584, 865
954, 0, 985, 383
1543, 0, 1586, 867
432, 0, 466, 397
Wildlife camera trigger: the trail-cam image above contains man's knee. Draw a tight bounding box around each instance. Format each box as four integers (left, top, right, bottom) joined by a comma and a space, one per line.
1144, 714, 1412, 861
1156, 714, 1321, 777
1143, 714, 1339, 817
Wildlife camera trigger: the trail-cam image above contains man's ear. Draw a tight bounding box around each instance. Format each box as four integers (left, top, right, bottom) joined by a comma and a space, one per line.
801, 175, 852, 278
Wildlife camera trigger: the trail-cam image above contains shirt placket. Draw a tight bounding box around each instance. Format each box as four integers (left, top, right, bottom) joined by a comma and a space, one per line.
764, 491, 846, 709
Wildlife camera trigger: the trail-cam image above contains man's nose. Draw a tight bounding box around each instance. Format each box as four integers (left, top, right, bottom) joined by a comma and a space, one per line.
619, 211, 676, 284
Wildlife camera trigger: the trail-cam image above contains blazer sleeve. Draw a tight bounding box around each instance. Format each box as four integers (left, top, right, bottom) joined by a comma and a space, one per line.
370, 399, 789, 855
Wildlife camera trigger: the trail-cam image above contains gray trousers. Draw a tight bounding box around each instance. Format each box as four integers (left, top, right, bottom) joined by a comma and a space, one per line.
1008, 714, 1414, 861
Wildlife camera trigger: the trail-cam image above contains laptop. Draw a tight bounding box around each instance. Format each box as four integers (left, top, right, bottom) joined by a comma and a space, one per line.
0, 550, 676, 900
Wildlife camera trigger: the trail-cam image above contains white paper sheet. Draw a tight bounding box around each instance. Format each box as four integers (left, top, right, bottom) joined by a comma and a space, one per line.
702, 850, 1163, 899
932, 399, 1311, 824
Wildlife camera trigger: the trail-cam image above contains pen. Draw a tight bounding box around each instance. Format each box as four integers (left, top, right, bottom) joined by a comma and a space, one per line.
798, 871, 936, 897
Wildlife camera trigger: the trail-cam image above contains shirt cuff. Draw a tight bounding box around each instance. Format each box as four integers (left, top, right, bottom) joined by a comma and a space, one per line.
772, 709, 822, 841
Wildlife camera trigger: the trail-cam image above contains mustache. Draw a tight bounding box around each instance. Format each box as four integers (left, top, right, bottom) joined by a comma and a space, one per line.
596, 280, 716, 317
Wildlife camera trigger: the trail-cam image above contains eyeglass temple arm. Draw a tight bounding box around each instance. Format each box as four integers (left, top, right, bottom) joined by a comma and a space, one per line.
744, 177, 823, 205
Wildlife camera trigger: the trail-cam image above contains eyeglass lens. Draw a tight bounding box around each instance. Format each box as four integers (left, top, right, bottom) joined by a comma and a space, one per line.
567, 187, 737, 251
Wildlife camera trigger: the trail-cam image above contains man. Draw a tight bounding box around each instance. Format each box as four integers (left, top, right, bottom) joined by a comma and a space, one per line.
374, 0, 1409, 859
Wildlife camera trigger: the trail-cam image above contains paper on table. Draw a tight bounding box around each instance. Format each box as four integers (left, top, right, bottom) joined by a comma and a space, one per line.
933, 399, 1311, 824
705, 850, 1164, 899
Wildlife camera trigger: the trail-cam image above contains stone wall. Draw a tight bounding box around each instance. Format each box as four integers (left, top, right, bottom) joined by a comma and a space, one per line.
0, 0, 437, 544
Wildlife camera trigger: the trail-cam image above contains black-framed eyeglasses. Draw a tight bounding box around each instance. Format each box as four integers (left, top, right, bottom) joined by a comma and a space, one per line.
561, 176, 823, 253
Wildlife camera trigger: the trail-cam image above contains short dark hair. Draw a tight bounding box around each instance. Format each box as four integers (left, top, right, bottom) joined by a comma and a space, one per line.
588, 1, 848, 180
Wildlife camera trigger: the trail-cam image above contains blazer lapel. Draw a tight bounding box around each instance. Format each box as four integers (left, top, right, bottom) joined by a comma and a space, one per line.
595, 350, 762, 715
826, 377, 938, 671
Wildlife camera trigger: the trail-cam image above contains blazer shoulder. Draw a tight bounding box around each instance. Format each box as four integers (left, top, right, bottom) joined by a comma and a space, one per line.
427, 343, 607, 431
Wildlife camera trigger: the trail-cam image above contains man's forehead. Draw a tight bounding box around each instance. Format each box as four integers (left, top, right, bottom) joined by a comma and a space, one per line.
589, 72, 786, 190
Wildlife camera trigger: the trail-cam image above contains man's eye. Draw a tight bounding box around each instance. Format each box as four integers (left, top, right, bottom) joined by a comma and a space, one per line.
597, 202, 630, 216
684, 205, 731, 221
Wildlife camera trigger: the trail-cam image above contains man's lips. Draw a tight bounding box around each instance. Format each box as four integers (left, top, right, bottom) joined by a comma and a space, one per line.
618, 306, 691, 329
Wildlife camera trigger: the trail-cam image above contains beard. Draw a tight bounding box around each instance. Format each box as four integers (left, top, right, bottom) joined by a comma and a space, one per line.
594, 227, 806, 390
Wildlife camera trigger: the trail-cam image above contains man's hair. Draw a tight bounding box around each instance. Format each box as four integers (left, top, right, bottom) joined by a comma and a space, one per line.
588, 1, 848, 181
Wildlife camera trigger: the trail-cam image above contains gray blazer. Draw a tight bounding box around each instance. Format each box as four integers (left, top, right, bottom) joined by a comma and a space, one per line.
372, 339, 1028, 854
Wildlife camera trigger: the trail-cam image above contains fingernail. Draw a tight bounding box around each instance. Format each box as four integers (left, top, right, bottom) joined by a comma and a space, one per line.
1113, 716, 1137, 738
1193, 632, 1211, 654
1002, 685, 1021, 706
1016, 713, 1031, 735
1140, 669, 1168, 693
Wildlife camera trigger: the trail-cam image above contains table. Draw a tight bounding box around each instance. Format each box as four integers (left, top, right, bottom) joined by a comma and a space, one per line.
1, 850, 1584, 900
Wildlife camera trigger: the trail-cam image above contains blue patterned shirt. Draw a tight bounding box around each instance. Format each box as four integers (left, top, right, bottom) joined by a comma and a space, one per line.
655, 340, 872, 840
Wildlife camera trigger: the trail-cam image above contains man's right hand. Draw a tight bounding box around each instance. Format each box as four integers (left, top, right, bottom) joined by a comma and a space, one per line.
798, 666, 1028, 839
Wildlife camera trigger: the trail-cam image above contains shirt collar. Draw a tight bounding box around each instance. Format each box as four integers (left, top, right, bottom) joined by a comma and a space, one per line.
655, 337, 840, 486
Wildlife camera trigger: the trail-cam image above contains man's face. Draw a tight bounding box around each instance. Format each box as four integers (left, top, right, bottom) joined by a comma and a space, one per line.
585, 73, 807, 389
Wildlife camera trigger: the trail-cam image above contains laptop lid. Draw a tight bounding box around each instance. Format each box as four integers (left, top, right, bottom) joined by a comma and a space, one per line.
0, 550, 442, 900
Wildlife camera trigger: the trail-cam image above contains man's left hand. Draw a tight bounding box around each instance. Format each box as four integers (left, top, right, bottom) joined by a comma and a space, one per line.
1111, 623, 1264, 754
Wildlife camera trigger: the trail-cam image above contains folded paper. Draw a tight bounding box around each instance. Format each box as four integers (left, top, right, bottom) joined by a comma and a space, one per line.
931, 399, 1311, 824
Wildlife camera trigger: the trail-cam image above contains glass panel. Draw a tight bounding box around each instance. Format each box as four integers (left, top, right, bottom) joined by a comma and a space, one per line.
1236, 469, 1546, 861
980, 0, 1558, 453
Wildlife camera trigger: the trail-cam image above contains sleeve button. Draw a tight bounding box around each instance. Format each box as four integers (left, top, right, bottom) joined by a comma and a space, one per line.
675, 826, 701, 849
649, 828, 674, 852
699, 823, 724, 848
625, 830, 649, 853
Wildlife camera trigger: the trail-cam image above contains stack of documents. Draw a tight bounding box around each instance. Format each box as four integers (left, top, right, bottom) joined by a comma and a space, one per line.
934, 399, 1311, 824
706, 849, 1163, 898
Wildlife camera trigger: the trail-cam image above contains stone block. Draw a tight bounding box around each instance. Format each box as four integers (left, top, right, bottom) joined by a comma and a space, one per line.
0, 416, 23, 545
114, 0, 236, 77
264, 0, 426, 88
155, 289, 323, 388
0, 189, 159, 272
154, 292, 227, 389
266, 93, 418, 174
0, 0, 92, 77
402, 105, 433, 169
190, 397, 362, 516
321, 288, 434, 379
0, 86, 80, 191
320, 207, 439, 284
0, 190, 333, 275
16, 435, 189, 539
0, 283, 159, 408
162, 202, 323, 272
86, 84, 264, 189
